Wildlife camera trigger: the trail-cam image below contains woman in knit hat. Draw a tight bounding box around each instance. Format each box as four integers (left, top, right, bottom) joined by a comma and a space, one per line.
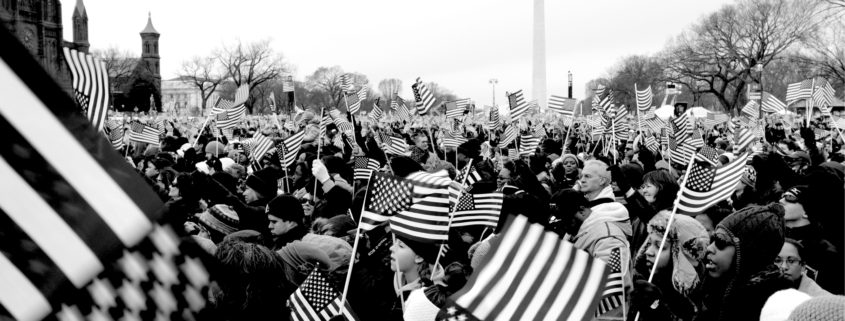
700, 204, 791, 321
630, 212, 709, 321
776, 238, 831, 297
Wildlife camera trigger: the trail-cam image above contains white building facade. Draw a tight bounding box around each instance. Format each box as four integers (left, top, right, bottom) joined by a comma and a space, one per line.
161, 77, 205, 116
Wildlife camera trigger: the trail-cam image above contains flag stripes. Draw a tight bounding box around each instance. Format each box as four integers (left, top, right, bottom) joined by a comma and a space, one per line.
353, 157, 381, 181
279, 130, 305, 168
289, 269, 359, 321
446, 215, 608, 321
760, 92, 786, 113
445, 100, 467, 119
127, 121, 160, 145
487, 108, 500, 130
786, 79, 813, 104
676, 154, 748, 215
244, 133, 275, 164
384, 135, 409, 156
519, 134, 541, 156
636, 85, 653, 112
62, 47, 110, 133
451, 193, 503, 228
548, 95, 577, 116
734, 127, 755, 152
595, 248, 624, 316
413, 78, 436, 115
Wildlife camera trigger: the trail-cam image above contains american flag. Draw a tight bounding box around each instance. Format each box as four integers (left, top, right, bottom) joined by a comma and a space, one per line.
642, 114, 665, 133
688, 130, 705, 149
244, 133, 275, 165
455, 162, 481, 191
1, 33, 213, 320
636, 84, 653, 112
62, 47, 110, 132
127, 121, 160, 145
445, 100, 467, 119
813, 80, 835, 108
212, 99, 247, 129
339, 73, 353, 93
672, 112, 693, 144
106, 120, 125, 150
395, 102, 412, 122
442, 131, 468, 149
357, 84, 368, 101
702, 112, 730, 128
450, 193, 503, 228
346, 92, 361, 114
206, 92, 220, 110
786, 79, 813, 104
599, 91, 615, 114
498, 126, 518, 148
487, 108, 501, 130
390, 96, 399, 110
438, 215, 608, 321
412, 77, 436, 115
369, 101, 383, 124
353, 156, 381, 181
282, 74, 295, 93
671, 141, 696, 167
676, 153, 748, 215
289, 268, 359, 321
611, 105, 629, 142
383, 134, 409, 156
734, 127, 755, 152
319, 111, 332, 136
359, 172, 452, 242
508, 90, 529, 122
548, 95, 577, 117
645, 135, 660, 155
760, 92, 786, 113
518, 134, 541, 156
595, 248, 624, 316
741, 100, 759, 119
278, 130, 305, 168
233, 83, 250, 107
695, 146, 720, 166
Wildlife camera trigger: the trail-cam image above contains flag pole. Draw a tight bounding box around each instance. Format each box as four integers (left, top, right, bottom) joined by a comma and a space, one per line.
561, 116, 573, 156
806, 79, 815, 128
393, 233, 407, 312
634, 149, 697, 321
340, 178, 372, 309
313, 108, 324, 202
432, 159, 474, 276
192, 114, 212, 148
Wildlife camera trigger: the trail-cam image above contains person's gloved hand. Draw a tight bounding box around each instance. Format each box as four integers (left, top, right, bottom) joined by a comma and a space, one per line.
630, 279, 663, 314
312, 159, 331, 183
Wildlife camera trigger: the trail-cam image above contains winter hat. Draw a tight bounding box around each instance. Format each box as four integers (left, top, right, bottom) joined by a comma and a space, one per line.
205, 141, 227, 156
759, 289, 811, 321
457, 139, 481, 160
245, 167, 279, 199
717, 204, 785, 278
277, 241, 335, 284
211, 172, 238, 195
740, 165, 757, 187
788, 295, 845, 321
640, 212, 709, 295
396, 234, 440, 263
781, 185, 809, 209
199, 204, 240, 236
266, 195, 304, 225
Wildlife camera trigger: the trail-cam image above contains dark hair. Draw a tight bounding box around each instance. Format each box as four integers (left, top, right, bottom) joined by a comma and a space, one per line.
783, 238, 806, 264
529, 153, 550, 175
503, 160, 550, 202
423, 262, 472, 307
213, 240, 290, 320
642, 170, 680, 211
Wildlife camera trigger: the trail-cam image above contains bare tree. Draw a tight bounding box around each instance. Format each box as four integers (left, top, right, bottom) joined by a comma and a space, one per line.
663, 0, 822, 112
92, 46, 138, 98
216, 39, 287, 112
378, 78, 403, 100
606, 55, 666, 110
304, 65, 345, 108
177, 56, 225, 114
791, 19, 845, 95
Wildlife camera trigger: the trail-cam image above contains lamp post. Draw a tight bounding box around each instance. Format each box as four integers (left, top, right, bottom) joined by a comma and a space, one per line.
489, 78, 498, 107
567, 71, 573, 99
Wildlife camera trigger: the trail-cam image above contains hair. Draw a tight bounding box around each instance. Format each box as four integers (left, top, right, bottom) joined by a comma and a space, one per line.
783, 238, 806, 264
213, 240, 290, 320
642, 170, 680, 211
528, 153, 549, 175
503, 160, 550, 201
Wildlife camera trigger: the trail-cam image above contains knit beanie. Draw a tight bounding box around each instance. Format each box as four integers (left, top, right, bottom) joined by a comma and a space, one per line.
788, 295, 845, 321
560, 154, 580, 168
717, 204, 785, 278
266, 195, 305, 225
759, 289, 811, 321
396, 234, 440, 263
245, 167, 279, 200
641, 212, 709, 295
277, 241, 335, 284
205, 141, 226, 156
199, 204, 240, 236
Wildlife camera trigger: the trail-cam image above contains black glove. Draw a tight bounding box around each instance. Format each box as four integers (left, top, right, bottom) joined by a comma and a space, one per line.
630, 279, 663, 314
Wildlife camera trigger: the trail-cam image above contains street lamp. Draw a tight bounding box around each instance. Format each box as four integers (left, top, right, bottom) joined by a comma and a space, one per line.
489, 78, 498, 106
567, 71, 573, 99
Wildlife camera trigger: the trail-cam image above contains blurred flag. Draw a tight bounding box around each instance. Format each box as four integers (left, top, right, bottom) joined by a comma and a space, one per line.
734, 127, 755, 152
508, 90, 529, 122
268, 92, 277, 113
346, 92, 361, 114
487, 108, 501, 130
813, 80, 835, 108
340, 73, 353, 93
702, 112, 730, 128
498, 126, 518, 148
548, 95, 577, 117
760, 92, 786, 114
244, 133, 275, 165
518, 134, 541, 156
62, 47, 110, 133
233, 83, 250, 107
445, 100, 467, 119
695, 146, 720, 166
353, 156, 381, 181
412, 78, 436, 115
442, 131, 468, 149
127, 121, 160, 145
282, 74, 295, 93
437, 215, 607, 321
676, 153, 748, 215
289, 268, 359, 321
369, 100, 383, 124
450, 193, 503, 228
384, 135, 410, 156
278, 130, 305, 168
786, 79, 813, 104
741, 100, 760, 119
636, 84, 653, 112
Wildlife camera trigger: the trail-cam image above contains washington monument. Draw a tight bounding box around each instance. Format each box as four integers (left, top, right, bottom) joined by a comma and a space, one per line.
533, 0, 548, 111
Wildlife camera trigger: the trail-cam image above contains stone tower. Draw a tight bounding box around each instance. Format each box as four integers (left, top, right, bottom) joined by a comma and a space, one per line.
71, 0, 88, 52
532, 0, 547, 111
140, 12, 160, 80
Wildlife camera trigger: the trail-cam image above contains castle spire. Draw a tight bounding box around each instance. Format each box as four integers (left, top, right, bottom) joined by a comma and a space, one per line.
141, 11, 159, 34
75, 0, 87, 17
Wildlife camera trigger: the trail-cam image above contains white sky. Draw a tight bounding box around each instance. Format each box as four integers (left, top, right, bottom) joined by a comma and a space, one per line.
63, 0, 733, 107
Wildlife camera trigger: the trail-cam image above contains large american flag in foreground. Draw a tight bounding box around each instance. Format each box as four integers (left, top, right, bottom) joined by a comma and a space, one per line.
62, 47, 110, 133
676, 153, 748, 215
437, 215, 608, 321
0, 27, 212, 320
360, 172, 452, 243
289, 269, 359, 321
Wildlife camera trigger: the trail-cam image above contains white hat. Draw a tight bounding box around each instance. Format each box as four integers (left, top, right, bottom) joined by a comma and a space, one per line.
760, 289, 811, 321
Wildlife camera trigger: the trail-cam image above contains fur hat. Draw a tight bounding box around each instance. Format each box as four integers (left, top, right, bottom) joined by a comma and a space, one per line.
639, 212, 710, 295
245, 167, 279, 199
717, 204, 785, 278
199, 204, 240, 236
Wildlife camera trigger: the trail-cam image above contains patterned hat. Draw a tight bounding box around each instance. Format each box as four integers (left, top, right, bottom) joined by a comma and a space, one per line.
639, 212, 709, 295
199, 204, 240, 236
717, 204, 785, 278
789, 295, 845, 321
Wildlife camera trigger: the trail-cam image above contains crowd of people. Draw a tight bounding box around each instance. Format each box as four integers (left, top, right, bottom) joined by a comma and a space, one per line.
121, 104, 845, 321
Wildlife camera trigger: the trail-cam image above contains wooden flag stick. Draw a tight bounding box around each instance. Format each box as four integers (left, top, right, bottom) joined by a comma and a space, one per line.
312, 108, 324, 202
339, 180, 372, 309
432, 159, 474, 276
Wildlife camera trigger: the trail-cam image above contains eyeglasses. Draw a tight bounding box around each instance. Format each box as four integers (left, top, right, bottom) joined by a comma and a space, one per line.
774, 256, 801, 266
710, 232, 734, 250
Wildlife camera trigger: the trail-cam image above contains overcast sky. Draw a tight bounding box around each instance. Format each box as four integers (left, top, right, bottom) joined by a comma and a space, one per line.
63, 0, 733, 107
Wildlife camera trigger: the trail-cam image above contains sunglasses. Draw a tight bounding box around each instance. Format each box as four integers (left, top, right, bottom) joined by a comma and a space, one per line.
710, 232, 734, 250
